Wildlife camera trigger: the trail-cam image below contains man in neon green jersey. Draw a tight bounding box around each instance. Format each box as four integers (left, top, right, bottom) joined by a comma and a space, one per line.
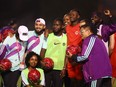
44, 18, 67, 87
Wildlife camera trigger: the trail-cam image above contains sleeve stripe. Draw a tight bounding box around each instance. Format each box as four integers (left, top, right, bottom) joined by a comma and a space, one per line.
84, 37, 96, 57
77, 37, 96, 62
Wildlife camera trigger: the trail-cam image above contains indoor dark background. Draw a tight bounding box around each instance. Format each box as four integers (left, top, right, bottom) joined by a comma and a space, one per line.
0, 0, 116, 30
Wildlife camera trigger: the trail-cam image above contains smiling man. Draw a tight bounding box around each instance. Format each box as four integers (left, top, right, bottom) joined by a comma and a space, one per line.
27, 18, 47, 58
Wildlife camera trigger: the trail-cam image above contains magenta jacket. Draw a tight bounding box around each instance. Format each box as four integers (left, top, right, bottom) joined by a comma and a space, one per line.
72, 35, 112, 82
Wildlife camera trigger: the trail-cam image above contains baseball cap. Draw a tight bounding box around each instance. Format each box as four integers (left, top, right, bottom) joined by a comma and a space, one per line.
35, 18, 46, 25
18, 25, 29, 41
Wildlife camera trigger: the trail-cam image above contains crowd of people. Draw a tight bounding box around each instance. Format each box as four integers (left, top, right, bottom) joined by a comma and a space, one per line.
0, 8, 116, 87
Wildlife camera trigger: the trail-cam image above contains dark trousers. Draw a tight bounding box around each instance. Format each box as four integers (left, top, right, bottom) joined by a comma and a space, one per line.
1, 70, 21, 87
64, 70, 71, 87
86, 78, 112, 87
45, 70, 63, 87
70, 78, 86, 87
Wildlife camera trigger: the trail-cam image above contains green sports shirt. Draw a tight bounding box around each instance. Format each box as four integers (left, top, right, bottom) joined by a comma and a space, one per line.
45, 33, 67, 70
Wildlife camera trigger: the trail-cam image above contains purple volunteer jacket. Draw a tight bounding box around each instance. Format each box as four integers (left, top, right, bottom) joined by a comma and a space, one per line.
102, 24, 116, 42
72, 34, 112, 82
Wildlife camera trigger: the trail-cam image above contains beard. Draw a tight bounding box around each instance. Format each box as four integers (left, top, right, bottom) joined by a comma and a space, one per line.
35, 29, 45, 35
53, 29, 63, 35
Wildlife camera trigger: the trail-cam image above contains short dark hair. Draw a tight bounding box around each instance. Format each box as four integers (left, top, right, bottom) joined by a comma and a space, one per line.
91, 11, 102, 18
70, 8, 80, 16
8, 18, 17, 26
25, 51, 42, 68
54, 18, 63, 25
80, 20, 97, 35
